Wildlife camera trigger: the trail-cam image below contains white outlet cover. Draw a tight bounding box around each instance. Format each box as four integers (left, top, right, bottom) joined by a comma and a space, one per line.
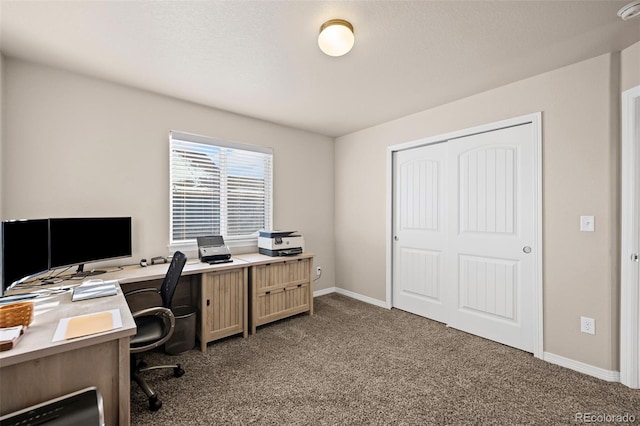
580, 316, 595, 335
580, 216, 595, 232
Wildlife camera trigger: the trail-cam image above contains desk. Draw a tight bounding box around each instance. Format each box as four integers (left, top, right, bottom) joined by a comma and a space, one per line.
0, 284, 136, 426
100, 258, 251, 352
0, 252, 314, 425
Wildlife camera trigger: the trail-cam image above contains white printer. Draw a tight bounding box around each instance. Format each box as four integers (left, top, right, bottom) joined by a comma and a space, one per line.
258, 230, 304, 257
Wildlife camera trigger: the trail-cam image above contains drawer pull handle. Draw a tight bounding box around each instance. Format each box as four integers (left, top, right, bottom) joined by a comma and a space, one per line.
207, 299, 210, 306
265, 291, 271, 295
297, 284, 302, 288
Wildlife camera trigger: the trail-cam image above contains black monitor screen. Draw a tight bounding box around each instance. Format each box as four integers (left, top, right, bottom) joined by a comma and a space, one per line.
2, 219, 50, 294
49, 217, 132, 269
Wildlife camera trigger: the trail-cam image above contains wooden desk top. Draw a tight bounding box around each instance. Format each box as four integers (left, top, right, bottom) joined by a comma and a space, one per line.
97, 257, 250, 284
0, 253, 314, 367
0, 283, 136, 368
234, 252, 315, 266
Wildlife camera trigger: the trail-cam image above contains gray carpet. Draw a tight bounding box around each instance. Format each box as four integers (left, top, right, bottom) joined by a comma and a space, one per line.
131, 294, 640, 425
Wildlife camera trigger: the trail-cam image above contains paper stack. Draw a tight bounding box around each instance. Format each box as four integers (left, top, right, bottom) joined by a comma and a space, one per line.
72, 279, 118, 302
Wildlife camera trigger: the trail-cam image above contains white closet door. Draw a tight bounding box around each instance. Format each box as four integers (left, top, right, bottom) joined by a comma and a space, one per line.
446, 124, 535, 352
392, 123, 536, 353
393, 142, 448, 323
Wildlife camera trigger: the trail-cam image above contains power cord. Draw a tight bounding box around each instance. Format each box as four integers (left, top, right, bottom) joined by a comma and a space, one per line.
313, 267, 322, 282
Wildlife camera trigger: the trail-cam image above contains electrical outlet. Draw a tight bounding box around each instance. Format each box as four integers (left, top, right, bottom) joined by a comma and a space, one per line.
316, 266, 322, 278
580, 316, 595, 335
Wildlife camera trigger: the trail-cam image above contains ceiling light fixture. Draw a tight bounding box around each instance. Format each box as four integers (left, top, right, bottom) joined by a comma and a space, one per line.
618, 0, 640, 20
318, 19, 354, 57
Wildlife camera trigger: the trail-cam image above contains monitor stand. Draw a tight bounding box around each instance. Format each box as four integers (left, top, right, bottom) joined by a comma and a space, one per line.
69, 264, 106, 279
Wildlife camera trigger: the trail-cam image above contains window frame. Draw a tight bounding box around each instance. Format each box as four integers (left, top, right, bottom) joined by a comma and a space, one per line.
168, 131, 273, 251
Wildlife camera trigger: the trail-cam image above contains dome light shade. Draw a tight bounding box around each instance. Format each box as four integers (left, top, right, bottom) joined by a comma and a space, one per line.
318, 19, 354, 57
618, 1, 640, 20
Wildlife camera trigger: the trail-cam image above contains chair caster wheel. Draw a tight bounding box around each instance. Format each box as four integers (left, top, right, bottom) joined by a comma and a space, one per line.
149, 395, 162, 411
173, 365, 185, 377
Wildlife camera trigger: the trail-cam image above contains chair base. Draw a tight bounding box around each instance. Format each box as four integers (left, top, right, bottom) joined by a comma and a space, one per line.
131, 355, 185, 411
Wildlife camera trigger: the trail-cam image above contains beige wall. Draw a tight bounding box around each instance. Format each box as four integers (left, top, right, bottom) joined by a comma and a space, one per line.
0, 54, 3, 220
1, 58, 335, 292
0, 54, 3, 278
621, 40, 640, 92
335, 53, 620, 371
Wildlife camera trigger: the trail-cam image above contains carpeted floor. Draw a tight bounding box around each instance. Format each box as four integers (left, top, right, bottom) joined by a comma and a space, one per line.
131, 294, 640, 425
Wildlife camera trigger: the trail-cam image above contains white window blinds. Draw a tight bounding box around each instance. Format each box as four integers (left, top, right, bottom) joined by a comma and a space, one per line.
170, 131, 273, 245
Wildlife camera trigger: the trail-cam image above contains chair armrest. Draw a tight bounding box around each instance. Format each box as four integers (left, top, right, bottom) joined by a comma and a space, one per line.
130, 307, 176, 354
124, 287, 160, 298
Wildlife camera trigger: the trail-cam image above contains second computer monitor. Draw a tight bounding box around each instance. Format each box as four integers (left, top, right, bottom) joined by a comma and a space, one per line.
49, 217, 132, 273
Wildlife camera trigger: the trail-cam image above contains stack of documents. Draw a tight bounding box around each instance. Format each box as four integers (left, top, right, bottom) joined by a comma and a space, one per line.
72, 279, 118, 302
0, 325, 25, 351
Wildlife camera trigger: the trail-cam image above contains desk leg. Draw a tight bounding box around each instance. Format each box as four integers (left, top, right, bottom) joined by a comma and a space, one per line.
243, 268, 249, 338
118, 337, 131, 426
250, 267, 257, 335
308, 260, 314, 316
200, 285, 208, 353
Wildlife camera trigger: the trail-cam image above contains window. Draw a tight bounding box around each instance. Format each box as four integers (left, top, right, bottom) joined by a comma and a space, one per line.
170, 131, 273, 247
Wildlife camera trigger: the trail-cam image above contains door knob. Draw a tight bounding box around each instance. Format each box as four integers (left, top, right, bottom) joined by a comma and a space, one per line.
394, 236, 399, 241
523, 246, 532, 254
632, 253, 639, 262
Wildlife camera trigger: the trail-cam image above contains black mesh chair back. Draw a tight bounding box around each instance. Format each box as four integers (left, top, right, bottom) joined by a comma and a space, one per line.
160, 251, 187, 308
127, 250, 188, 411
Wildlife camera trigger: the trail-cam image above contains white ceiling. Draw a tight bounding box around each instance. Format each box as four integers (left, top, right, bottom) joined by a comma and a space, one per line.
1, 1, 639, 137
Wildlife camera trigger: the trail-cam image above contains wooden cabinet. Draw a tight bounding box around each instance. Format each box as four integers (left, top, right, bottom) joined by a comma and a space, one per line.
241, 254, 314, 334
195, 268, 248, 352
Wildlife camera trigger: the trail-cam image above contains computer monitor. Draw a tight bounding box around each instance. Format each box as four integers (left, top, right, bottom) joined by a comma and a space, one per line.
1, 219, 50, 295
49, 217, 132, 277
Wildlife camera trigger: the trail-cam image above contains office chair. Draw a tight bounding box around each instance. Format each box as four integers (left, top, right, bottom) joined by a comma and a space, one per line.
126, 251, 188, 411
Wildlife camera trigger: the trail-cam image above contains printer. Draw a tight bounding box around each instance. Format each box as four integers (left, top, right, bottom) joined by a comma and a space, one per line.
258, 230, 304, 257
197, 235, 232, 264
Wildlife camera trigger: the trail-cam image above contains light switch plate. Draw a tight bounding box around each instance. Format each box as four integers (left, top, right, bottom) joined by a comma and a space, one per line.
580, 216, 595, 232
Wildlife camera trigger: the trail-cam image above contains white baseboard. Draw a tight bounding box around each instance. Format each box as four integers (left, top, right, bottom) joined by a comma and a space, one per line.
334, 288, 388, 309
543, 352, 620, 383
313, 286, 388, 309
313, 287, 336, 298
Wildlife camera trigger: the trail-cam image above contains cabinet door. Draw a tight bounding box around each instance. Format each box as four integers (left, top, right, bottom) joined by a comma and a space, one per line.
200, 269, 246, 347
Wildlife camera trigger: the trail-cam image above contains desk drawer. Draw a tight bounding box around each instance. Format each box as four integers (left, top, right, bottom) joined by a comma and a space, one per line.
255, 283, 309, 325
253, 258, 311, 291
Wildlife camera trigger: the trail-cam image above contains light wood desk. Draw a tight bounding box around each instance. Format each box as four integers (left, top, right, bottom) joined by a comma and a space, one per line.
0, 260, 246, 426
0, 284, 136, 426
0, 253, 314, 425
